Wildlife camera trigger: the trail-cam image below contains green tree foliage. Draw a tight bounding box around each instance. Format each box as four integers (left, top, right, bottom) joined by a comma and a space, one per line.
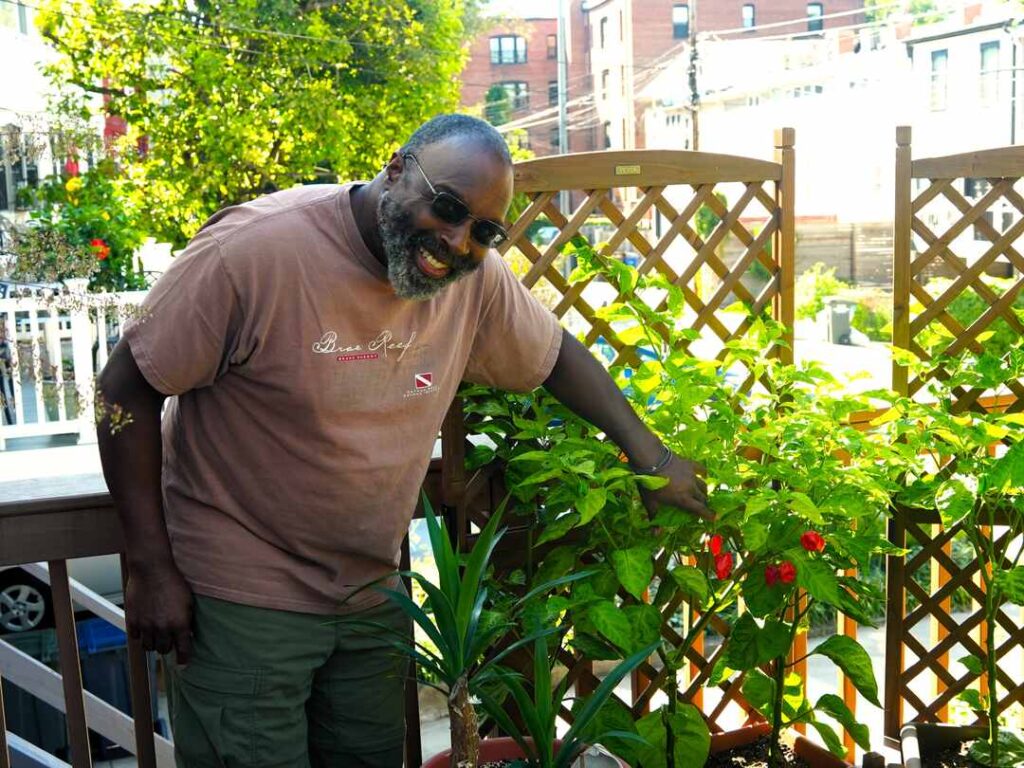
484, 84, 511, 126
864, 0, 944, 24
38, 0, 481, 247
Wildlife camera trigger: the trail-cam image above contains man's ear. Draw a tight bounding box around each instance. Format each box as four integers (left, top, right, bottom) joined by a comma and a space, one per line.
383, 152, 405, 186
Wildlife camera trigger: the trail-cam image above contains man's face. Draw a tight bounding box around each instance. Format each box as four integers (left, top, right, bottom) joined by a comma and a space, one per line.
377, 139, 513, 301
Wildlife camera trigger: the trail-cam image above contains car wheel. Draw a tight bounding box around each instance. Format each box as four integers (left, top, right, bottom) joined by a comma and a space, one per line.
0, 570, 54, 633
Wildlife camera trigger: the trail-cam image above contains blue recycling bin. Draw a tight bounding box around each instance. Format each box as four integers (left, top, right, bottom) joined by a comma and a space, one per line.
75, 617, 164, 759
2, 618, 164, 761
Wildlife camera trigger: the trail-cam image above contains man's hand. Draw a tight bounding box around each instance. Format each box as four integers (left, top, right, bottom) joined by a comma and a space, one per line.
125, 562, 194, 665
638, 452, 713, 522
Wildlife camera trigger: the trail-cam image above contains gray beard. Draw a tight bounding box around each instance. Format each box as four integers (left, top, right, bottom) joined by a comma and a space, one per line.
377, 191, 479, 301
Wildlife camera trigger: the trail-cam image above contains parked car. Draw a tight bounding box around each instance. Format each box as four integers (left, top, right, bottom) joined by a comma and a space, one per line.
0, 556, 124, 634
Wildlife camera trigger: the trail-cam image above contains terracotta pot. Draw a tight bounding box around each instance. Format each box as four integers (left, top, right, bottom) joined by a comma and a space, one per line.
421, 737, 629, 767
792, 735, 854, 768
899, 722, 988, 768
708, 722, 772, 754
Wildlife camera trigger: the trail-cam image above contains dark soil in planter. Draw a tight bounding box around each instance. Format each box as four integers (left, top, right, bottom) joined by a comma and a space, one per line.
918, 743, 977, 768
706, 735, 814, 768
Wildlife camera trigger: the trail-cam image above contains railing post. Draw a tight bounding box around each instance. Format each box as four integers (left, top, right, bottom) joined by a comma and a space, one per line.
49, 559, 93, 768
0, 670, 9, 768
893, 126, 913, 398
71, 291, 97, 444
884, 509, 907, 745
774, 127, 796, 365
121, 555, 157, 768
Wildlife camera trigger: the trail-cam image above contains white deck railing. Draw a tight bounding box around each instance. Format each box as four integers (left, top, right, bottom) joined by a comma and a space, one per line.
0, 287, 147, 450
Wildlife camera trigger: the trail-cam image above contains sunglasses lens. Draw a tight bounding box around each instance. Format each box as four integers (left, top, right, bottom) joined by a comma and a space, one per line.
472, 221, 508, 247
431, 193, 469, 225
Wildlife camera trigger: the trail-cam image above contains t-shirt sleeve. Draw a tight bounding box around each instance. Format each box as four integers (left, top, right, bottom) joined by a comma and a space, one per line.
463, 253, 563, 392
123, 234, 244, 395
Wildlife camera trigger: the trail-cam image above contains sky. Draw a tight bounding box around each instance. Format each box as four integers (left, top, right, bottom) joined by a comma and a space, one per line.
483, 0, 557, 19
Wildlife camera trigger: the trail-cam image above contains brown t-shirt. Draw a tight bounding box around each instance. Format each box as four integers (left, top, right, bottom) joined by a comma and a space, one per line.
125, 183, 562, 614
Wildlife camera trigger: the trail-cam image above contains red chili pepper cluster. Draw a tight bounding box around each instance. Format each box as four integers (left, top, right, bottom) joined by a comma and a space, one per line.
707, 534, 733, 579
765, 561, 796, 586
800, 530, 826, 552
763, 531, 825, 586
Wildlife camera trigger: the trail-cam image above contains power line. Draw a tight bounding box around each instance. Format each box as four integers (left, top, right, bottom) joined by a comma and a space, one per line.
489, 2, 985, 136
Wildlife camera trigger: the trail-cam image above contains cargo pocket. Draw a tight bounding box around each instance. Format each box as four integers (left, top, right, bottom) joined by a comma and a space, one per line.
171, 662, 261, 768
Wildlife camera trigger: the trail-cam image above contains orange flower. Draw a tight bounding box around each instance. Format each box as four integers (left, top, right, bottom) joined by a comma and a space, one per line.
90, 238, 110, 261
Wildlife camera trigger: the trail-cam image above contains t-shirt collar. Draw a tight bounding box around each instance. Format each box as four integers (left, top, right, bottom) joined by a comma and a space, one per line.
337, 182, 389, 281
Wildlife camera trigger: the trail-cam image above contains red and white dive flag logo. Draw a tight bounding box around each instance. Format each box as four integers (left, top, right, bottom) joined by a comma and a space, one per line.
414, 372, 433, 389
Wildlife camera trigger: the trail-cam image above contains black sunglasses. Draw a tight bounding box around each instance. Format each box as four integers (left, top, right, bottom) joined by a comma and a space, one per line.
403, 153, 509, 248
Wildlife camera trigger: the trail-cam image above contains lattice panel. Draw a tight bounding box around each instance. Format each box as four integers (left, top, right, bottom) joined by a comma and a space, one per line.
499, 146, 795, 396
452, 143, 797, 738
894, 130, 1024, 410
886, 509, 1024, 738
887, 128, 1024, 742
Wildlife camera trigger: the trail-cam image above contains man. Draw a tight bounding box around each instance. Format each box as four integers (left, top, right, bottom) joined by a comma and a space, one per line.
97, 114, 709, 768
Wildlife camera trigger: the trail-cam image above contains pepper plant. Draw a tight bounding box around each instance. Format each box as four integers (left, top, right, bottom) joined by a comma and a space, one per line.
894, 342, 1024, 768
464, 242, 913, 766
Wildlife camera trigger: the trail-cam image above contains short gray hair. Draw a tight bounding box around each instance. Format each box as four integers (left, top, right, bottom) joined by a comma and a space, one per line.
402, 114, 511, 165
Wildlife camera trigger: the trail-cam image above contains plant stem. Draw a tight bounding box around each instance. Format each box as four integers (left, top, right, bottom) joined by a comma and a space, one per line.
986, 500, 999, 768
770, 650, 787, 768
987, 584, 999, 768
448, 673, 480, 768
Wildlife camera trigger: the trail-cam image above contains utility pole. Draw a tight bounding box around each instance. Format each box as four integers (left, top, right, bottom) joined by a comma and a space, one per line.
688, 0, 699, 150
557, 0, 570, 214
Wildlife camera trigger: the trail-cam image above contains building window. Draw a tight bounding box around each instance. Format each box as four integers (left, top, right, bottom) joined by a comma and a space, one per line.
547, 34, 557, 60
603, 121, 612, 149
600, 16, 608, 48
601, 69, 610, 100
807, 3, 824, 32
980, 40, 1000, 105
742, 4, 756, 29
930, 48, 948, 111
498, 81, 530, 110
673, 4, 689, 39
550, 126, 561, 151
964, 177, 992, 199
490, 35, 527, 65
549, 80, 559, 106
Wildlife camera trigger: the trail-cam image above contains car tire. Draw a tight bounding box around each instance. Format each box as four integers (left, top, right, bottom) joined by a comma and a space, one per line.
0, 569, 54, 634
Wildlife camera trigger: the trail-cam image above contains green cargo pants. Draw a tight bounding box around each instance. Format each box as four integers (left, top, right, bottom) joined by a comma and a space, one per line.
165, 595, 409, 768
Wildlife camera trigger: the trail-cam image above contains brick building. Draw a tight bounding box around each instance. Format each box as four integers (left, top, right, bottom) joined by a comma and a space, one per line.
461, 0, 864, 155
460, 2, 593, 155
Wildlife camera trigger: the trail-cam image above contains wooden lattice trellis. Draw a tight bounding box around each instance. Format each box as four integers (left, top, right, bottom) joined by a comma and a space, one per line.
425, 132, 799, 759
884, 125, 1024, 744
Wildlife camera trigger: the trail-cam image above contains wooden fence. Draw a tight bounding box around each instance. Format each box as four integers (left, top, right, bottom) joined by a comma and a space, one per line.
885, 125, 1024, 745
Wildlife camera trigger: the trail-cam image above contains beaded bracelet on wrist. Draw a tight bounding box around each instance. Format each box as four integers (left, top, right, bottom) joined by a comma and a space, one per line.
628, 445, 673, 475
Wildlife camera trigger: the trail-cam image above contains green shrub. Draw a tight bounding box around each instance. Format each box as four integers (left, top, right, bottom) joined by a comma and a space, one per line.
796, 262, 849, 320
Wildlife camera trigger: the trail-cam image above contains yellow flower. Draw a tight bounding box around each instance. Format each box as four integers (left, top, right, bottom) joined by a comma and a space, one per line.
65, 177, 83, 194
101, 211, 110, 221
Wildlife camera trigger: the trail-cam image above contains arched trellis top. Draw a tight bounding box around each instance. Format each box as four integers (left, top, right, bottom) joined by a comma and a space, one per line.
511, 149, 784, 192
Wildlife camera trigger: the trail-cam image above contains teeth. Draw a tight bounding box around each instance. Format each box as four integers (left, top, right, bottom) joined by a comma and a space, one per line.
421, 249, 447, 271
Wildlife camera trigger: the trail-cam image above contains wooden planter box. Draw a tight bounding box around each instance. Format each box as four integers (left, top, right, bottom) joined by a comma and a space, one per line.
421, 737, 628, 767
899, 723, 988, 768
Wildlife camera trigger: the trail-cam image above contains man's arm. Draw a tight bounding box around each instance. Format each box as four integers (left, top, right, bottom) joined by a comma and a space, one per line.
97, 340, 194, 662
542, 329, 712, 521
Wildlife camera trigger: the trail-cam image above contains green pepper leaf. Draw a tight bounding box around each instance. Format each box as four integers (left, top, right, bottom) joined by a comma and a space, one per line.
810, 635, 880, 707
611, 548, 654, 601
